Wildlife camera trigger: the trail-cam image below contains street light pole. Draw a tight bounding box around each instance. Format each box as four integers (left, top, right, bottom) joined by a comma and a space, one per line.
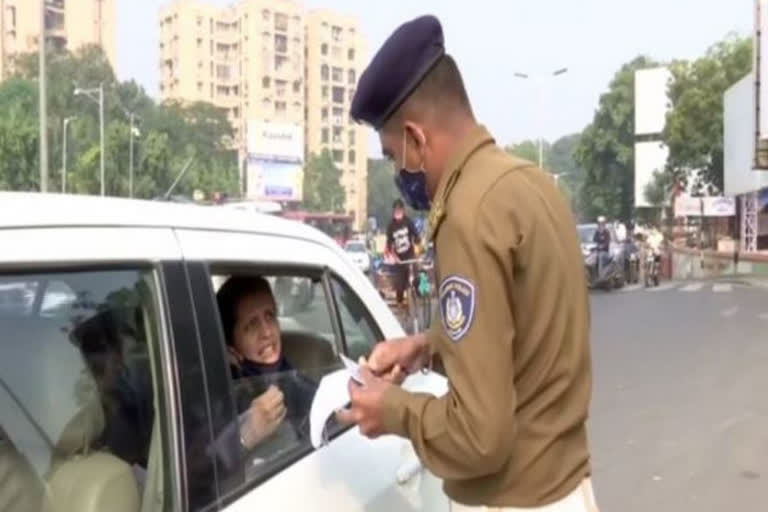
129, 112, 134, 198
74, 83, 105, 196
61, 116, 75, 193
513, 68, 569, 169
39, 0, 48, 192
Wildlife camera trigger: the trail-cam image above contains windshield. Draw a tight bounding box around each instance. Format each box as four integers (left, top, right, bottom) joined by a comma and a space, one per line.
577, 225, 597, 244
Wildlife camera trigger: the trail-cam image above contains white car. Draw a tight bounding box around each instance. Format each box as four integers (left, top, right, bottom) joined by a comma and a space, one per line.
343, 240, 371, 274
0, 192, 448, 512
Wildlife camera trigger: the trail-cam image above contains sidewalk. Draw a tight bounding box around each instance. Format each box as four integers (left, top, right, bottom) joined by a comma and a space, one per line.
711, 274, 768, 290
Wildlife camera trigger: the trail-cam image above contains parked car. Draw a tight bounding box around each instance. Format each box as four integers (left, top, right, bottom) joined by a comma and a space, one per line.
343, 239, 372, 274
0, 192, 449, 512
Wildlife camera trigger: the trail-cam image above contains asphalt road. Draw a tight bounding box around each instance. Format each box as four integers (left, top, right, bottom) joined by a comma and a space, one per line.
589, 281, 768, 511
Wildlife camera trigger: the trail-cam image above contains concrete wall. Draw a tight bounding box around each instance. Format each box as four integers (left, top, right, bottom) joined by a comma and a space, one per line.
670, 248, 768, 280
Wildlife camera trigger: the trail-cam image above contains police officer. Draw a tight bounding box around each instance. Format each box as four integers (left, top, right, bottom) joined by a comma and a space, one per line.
336, 15, 598, 511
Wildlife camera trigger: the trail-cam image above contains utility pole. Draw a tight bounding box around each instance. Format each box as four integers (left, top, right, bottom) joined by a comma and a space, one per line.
61, 116, 75, 193
39, 0, 48, 192
513, 68, 569, 169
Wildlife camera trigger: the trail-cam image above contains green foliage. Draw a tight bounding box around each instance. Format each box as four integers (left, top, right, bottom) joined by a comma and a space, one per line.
575, 56, 657, 223
663, 34, 752, 193
302, 149, 345, 212
366, 158, 402, 229
2, 45, 239, 198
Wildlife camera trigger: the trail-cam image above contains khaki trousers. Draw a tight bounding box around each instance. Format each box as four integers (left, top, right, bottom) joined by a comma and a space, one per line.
449, 478, 599, 512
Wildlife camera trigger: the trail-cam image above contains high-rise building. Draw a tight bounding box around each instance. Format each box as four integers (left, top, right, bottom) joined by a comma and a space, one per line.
0, 0, 117, 80
305, 9, 367, 229
158, 0, 368, 228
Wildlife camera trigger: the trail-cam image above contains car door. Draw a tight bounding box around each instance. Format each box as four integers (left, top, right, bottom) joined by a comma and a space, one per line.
173, 228, 448, 512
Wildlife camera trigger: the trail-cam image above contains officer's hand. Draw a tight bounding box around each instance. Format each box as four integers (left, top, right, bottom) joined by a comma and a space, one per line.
369, 334, 430, 384
335, 365, 392, 438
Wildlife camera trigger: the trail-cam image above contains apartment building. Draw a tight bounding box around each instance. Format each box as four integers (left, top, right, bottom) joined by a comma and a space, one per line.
305, 9, 367, 228
159, 0, 306, 162
158, 0, 368, 228
0, 0, 117, 80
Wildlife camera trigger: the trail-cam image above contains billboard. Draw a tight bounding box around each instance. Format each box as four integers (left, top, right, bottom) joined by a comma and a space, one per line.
246, 121, 304, 202
634, 67, 672, 136
701, 197, 736, 217
724, 72, 768, 196
634, 140, 669, 207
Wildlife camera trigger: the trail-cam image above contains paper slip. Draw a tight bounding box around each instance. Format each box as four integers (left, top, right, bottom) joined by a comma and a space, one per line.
309, 356, 365, 448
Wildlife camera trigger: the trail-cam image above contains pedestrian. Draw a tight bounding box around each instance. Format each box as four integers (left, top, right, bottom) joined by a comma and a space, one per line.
337, 14, 599, 511
385, 198, 421, 309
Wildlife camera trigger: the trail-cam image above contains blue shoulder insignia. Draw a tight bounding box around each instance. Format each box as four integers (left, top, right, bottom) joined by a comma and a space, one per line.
439, 275, 476, 342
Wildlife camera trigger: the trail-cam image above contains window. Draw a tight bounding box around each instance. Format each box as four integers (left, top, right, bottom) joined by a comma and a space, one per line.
331, 25, 342, 42
321, 43, 328, 56
262, 9, 270, 21
321, 128, 329, 143
292, 80, 301, 93
348, 48, 355, 61
274, 12, 288, 31
320, 64, 329, 81
331, 66, 343, 82
262, 76, 270, 88
333, 126, 342, 144
321, 86, 328, 100
332, 149, 344, 163
332, 107, 343, 126
321, 107, 328, 122
274, 34, 287, 53
275, 101, 287, 114
348, 129, 355, 145
275, 79, 287, 97
332, 86, 345, 104
348, 150, 356, 164
348, 69, 356, 84
207, 270, 367, 491
274, 55, 288, 72
0, 269, 167, 511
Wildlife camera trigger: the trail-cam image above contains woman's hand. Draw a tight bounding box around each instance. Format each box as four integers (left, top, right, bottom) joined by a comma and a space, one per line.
240, 385, 286, 449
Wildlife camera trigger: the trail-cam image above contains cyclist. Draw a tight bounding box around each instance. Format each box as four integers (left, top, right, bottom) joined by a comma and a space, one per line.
386, 198, 421, 310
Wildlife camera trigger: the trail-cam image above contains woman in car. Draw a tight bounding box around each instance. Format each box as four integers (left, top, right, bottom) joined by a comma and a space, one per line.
216, 276, 318, 456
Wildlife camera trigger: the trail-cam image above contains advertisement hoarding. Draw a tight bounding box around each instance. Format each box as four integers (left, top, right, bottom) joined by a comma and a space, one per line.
635, 141, 670, 208
246, 121, 304, 202
701, 197, 736, 217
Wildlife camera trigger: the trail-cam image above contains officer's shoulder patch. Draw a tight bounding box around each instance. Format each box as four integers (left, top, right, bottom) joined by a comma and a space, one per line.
439, 275, 476, 342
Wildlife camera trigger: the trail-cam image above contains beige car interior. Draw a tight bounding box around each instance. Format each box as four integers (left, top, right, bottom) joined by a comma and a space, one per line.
0, 293, 164, 512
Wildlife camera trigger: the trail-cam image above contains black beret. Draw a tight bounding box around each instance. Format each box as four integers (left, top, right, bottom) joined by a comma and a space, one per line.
351, 15, 445, 129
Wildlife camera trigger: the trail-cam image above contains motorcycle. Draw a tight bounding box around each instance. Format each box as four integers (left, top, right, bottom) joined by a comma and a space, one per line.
644, 250, 661, 288
585, 248, 626, 290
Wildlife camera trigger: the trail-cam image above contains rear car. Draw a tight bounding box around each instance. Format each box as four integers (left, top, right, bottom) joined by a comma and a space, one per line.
343, 240, 371, 274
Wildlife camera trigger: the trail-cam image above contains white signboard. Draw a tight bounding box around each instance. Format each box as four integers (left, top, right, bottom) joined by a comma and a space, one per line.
635, 141, 670, 207
757, 0, 768, 141
246, 121, 304, 202
247, 121, 303, 162
701, 197, 736, 217
674, 195, 702, 218
246, 158, 303, 202
635, 67, 672, 136
724, 73, 768, 196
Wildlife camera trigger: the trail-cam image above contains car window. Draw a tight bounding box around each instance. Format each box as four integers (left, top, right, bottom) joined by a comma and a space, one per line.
208, 270, 344, 492
330, 275, 382, 361
0, 269, 167, 512
345, 242, 366, 253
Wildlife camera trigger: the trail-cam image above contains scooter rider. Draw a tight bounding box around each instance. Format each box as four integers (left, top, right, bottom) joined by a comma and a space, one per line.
593, 216, 611, 275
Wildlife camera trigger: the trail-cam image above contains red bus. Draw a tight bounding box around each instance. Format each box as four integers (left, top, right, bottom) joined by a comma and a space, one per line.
280, 211, 354, 246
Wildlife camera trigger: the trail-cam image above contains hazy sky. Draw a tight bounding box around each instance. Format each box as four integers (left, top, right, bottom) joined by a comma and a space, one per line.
118, 0, 752, 151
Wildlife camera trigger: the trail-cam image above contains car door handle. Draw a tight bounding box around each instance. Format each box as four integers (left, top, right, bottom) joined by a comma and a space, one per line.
396, 452, 423, 485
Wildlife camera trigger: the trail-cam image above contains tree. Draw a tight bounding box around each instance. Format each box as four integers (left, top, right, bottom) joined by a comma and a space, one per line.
366, 158, 401, 229
575, 56, 658, 223
506, 140, 547, 165
663, 34, 752, 193
302, 150, 345, 212
2, 45, 240, 199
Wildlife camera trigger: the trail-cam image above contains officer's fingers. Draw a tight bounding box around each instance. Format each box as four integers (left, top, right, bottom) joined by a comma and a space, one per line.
334, 406, 358, 426
368, 342, 397, 373
386, 364, 407, 385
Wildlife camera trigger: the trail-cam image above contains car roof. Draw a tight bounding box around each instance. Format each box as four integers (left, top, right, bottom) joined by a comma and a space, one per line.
0, 192, 334, 247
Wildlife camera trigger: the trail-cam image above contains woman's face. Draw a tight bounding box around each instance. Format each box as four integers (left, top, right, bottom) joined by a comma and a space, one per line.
233, 291, 281, 365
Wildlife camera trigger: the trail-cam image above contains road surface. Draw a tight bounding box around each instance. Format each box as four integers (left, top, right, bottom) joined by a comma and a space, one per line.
589, 280, 768, 511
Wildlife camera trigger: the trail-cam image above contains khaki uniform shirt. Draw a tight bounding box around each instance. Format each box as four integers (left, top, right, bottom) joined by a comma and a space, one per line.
381, 125, 593, 507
